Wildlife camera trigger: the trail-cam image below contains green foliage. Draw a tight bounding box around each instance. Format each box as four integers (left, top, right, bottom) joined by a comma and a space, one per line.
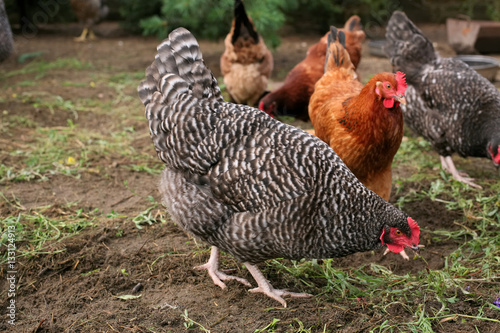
128, 0, 405, 42
128, 0, 296, 47
119, 0, 163, 34
282, 0, 342, 33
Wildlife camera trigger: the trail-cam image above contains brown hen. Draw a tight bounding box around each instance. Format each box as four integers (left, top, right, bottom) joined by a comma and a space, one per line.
309, 26, 407, 201
220, 0, 273, 106
258, 15, 365, 121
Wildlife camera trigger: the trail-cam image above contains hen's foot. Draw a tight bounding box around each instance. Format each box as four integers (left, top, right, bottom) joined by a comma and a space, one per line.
74, 28, 88, 42
194, 247, 251, 289
440, 156, 482, 189
245, 262, 312, 308
88, 29, 97, 40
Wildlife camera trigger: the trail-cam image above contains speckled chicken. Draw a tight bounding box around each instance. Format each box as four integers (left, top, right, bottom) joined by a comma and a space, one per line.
220, 0, 273, 106
385, 11, 500, 188
70, 0, 108, 42
138, 27, 421, 307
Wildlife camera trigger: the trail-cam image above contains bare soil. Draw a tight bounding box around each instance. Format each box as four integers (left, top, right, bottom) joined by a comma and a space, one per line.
1, 22, 499, 332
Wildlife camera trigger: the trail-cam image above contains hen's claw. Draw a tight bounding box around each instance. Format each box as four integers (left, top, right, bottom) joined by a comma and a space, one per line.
245, 262, 312, 308
194, 247, 251, 289
248, 287, 312, 308
440, 156, 482, 189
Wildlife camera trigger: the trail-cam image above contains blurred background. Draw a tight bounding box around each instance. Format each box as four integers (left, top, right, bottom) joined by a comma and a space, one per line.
5, 0, 500, 47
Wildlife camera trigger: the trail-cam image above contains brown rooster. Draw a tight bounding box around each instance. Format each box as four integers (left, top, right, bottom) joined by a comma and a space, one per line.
309, 26, 407, 202
220, 0, 273, 106
258, 15, 365, 121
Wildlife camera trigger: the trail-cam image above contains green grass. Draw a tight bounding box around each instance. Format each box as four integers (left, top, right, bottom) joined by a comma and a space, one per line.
0, 205, 96, 264
0, 109, 159, 183
1, 57, 92, 80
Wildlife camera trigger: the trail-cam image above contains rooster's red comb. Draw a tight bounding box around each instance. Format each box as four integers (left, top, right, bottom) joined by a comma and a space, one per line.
396, 71, 407, 95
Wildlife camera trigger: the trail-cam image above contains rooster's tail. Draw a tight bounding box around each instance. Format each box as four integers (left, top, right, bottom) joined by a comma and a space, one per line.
384, 11, 436, 80
324, 26, 356, 75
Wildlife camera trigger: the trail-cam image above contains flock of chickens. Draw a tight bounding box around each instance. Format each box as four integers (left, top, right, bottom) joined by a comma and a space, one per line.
138, 0, 500, 307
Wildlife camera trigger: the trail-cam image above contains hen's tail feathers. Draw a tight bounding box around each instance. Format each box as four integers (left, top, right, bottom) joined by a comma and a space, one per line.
232, 0, 259, 45
138, 28, 222, 106
138, 28, 223, 136
324, 26, 354, 74
384, 11, 436, 79
344, 15, 362, 32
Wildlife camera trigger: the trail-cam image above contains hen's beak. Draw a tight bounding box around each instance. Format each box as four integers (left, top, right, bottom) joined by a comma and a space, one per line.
395, 95, 406, 105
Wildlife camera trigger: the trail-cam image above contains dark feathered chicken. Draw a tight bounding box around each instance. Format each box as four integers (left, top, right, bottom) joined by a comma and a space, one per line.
70, 0, 108, 42
385, 11, 500, 188
0, 0, 13, 62
138, 27, 421, 307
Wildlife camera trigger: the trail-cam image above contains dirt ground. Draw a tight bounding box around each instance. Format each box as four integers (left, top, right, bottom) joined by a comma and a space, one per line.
1, 22, 499, 332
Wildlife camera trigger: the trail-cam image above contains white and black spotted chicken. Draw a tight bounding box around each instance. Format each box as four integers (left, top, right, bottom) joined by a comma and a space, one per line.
385, 11, 500, 189
138, 27, 421, 307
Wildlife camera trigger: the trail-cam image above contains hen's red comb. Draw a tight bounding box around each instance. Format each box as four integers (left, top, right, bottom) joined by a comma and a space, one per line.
396, 71, 407, 95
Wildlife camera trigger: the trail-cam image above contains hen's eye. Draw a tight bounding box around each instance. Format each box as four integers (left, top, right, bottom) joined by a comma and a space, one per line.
386, 84, 392, 89
395, 230, 402, 235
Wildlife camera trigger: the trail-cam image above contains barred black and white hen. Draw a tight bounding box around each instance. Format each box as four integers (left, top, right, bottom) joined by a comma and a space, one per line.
385, 11, 500, 189
138, 27, 421, 307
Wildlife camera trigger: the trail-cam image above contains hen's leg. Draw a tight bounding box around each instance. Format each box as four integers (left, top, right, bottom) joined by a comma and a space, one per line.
440, 156, 481, 189
245, 262, 312, 308
88, 29, 97, 40
194, 246, 251, 289
74, 28, 88, 42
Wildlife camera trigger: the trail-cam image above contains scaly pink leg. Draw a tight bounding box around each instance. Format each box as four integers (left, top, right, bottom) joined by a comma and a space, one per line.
440, 156, 482, 189
245, 262, 312, 308
194, 247, 251, 288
